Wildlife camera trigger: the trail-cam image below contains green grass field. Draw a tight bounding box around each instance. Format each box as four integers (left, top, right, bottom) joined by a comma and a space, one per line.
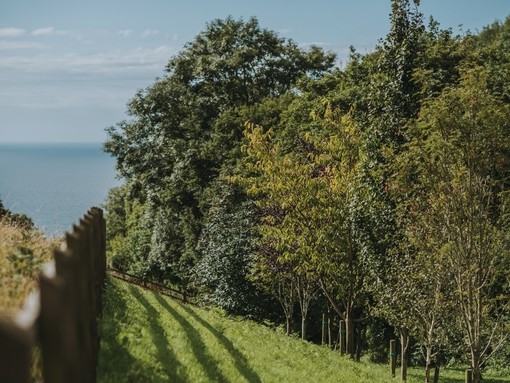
98, 278, 509, 383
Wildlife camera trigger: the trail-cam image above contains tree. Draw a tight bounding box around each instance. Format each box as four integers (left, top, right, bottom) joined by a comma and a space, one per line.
238, 103, 364, 347
351, 0, 426, 376
193, 181, 272, 318
407, 68, 510, 383
103, 17, 335, 286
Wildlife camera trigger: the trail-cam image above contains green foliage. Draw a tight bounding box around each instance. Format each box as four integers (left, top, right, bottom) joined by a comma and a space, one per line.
0, 208, 57, 316
398, 67, 510, 381
103, 16, 335, 287
194, 181, 275, 319
101, 3, 510, 377
236, 104, 366, 343
0, 197, 34, 229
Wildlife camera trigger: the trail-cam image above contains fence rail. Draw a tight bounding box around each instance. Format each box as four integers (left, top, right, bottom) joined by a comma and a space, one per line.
108, 267, 191, 304
0, 207, 106, 383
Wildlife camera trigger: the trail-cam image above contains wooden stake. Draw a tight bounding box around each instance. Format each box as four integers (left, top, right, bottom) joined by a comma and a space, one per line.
389, 339, 396, 378
465, 369, 473, 383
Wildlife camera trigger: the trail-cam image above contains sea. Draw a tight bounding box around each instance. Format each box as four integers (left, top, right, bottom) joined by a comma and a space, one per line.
0, 143, 121, 237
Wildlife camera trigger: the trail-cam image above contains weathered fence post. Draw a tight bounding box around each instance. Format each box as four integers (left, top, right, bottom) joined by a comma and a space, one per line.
40, 270, 76, 383
339, 320, 346, 355
0, 319, 32, 383
0, 208, 106, 382
390, 339, 396, 378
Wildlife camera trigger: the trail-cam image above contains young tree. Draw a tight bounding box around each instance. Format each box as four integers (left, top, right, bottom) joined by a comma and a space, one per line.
408, 68, 510, 383
239, 103, 364, 349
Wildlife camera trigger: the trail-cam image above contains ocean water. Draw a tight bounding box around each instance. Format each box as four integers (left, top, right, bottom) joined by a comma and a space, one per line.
0, 143, 121, 236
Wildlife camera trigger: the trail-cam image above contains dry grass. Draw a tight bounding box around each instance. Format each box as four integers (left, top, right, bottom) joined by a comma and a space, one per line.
0, 218, 61, 316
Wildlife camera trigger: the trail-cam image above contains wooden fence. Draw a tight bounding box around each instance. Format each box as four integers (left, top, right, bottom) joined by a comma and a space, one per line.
108, 268, 191, 304
0, 207, 106, 383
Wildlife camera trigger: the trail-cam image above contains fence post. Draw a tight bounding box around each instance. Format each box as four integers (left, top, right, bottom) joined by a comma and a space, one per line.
390, 339, 396, 378
39, 271, 76, 383
0, 319, 32, 383
465, 369, 473, 383
0, 208, 105, 383
54, 244, 89, 383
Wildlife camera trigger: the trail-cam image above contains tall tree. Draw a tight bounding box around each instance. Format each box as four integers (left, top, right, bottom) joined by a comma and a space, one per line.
351, 0, 426, 377
104, 17, 335, 285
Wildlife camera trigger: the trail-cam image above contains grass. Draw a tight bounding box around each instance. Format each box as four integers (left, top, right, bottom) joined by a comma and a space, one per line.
0, 218, 59, 316
98, 278, 510, 383
0, 218, 61, 382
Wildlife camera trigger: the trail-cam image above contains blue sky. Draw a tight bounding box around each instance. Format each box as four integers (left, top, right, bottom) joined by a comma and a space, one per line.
1, 0, 509, 143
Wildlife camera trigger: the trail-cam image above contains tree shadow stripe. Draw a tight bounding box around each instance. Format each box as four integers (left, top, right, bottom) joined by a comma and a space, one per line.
140, 288, 231, 382
128, 285, 188, 382
174, 300, 262, 383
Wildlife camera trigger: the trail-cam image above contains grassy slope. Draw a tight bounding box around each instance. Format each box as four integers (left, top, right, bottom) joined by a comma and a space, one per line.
98, 278, 509, 383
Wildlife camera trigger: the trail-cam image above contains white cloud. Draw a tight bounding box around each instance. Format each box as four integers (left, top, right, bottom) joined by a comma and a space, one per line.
0, 28, 26, 37
0, 45, 177, 77
0, 43, 178, 111
0, 40, 45, 50
118, 29, 133, 37
141, 29, 159, 38
32, 27, 55, 36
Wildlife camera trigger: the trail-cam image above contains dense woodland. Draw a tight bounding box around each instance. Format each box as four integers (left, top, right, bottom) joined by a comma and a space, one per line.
103, 1, 510, 382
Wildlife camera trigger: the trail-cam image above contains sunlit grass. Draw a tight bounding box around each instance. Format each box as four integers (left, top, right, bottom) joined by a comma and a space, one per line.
98, 278, 510, 383
0, 218, 61, 382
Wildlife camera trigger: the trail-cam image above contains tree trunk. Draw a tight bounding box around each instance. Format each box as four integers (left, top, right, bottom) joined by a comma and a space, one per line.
286, 315, 292, 336
472, 337, 482, 383
400, 328, 409, 382
424, 345, 432, 383
473, 364, 481, 383
346, 317, 355, 358
355, 324, 362, 362
301, 315, 307, 340
327, 310, 332, 347
339, 320, 346, 355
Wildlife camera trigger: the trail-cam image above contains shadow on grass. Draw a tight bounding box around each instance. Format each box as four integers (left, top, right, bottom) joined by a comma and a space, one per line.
98, 278, 167, 383
128, 285, 188, 382
133, 286, 231, 383
175, 300, 262, 383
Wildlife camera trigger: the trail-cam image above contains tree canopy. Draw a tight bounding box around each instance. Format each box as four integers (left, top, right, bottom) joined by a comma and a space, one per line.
104, 5, 510, 381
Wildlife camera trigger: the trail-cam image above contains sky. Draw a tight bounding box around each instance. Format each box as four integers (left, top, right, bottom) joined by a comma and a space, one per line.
1, 0, 510, 144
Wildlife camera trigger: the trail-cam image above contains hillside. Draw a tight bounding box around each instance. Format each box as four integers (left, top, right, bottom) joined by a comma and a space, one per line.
97, 278, 509, 383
